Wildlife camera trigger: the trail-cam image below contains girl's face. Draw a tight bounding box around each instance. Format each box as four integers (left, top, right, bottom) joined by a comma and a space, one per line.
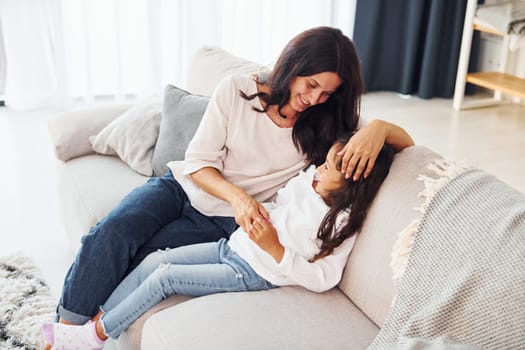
314, 143, 346, 200
288, 72, 342, 113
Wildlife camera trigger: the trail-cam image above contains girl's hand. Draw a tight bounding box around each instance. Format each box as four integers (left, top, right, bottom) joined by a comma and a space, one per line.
338, 120, 387, 180
247, 219, 284, 263
230, 190, 270, 233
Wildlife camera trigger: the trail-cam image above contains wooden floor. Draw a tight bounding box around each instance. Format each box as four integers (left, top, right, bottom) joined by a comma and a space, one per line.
361, 92, 525, 194
0, 91, 524, 304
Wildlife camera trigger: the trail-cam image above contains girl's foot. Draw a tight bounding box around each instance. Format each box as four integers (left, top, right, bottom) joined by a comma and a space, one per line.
42, 321, 105, 350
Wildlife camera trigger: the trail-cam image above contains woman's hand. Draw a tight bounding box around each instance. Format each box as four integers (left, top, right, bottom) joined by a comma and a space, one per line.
230, 190, 270, 233
189, 167, 270, 231
338, 120, 387, 180
338, 119, 414, 180
247, 219, 284, 263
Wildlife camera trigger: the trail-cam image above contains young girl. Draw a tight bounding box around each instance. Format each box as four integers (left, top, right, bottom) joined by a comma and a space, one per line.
43, 138, 395, 349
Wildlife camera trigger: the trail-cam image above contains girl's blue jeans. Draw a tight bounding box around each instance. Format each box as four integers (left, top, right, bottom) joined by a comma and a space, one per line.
58, 171, 238, 324
100, 239, 274, 338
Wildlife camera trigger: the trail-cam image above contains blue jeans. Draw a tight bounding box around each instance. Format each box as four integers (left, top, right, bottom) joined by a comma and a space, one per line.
58, 172, 238, 324
100, 239, 274, 338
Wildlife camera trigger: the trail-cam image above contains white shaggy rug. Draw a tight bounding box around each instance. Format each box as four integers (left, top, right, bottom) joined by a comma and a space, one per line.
0, 253, 56, 349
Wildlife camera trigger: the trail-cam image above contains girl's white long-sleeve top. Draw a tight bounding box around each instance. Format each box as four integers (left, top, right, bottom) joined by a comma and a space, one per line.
228, 166, 356, 293
168, 75, 306, 217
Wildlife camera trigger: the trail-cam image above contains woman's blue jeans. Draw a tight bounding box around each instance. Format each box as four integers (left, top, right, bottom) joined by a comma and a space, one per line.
100, 239, 274, 338
58, 172, 238, 324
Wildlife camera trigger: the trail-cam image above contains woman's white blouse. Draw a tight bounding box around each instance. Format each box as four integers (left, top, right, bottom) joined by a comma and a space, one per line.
168, 75, 306, 217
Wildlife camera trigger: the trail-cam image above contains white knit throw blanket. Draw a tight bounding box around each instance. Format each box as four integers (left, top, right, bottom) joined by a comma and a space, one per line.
369, 168, 525, 350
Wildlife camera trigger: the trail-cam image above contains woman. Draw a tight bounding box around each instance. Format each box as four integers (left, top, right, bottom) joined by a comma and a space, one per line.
56, 26, 414, 326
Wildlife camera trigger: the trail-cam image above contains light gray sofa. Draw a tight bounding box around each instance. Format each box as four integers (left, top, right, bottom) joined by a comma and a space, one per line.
48, 47, 443, 349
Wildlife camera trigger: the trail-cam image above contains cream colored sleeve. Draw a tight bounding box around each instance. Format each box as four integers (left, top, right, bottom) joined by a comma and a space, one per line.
183, 75, 235, 175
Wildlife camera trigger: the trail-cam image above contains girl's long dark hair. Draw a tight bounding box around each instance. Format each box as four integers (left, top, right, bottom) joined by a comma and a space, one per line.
240, 26, 363, 166
312, 141, 395, 261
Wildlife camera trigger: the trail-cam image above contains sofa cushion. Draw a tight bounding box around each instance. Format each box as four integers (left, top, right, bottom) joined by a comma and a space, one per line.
89, 97, 162, 176
141, 286, 379, 350
151, 85, 210, 177
338, 146, 442, 327
185, 46, 265, 96
118, 294, 192, 350
56, 154, 148, 244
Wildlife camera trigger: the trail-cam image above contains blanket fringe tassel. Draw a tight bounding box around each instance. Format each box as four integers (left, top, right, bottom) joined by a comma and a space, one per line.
390, 159, 471, 283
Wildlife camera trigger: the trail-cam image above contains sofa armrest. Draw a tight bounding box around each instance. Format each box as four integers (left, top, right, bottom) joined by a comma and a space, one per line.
48, 104, 133, 161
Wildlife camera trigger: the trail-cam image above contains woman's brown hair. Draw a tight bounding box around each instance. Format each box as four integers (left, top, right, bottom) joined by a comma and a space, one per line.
241, 26, 363, 166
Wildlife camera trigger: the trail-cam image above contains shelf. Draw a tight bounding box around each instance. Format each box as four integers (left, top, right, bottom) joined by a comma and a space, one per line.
453, 0, 524, 110
472, 19, 505, 36
466, 72, 525, 99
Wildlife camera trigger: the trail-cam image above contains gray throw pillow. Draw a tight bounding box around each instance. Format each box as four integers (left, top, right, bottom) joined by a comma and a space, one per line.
151, 85, 210, 176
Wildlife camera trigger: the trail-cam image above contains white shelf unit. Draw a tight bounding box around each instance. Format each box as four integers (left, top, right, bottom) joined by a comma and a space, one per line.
453, 0, 525, 110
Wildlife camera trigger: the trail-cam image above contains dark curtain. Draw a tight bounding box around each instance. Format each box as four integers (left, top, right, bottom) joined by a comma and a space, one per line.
353, 0, 480, 99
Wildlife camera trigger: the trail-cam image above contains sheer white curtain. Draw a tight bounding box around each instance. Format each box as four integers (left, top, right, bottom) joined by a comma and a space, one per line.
0, 16, 6, 98
0, 0, 356, 110
0, 0, 67, 109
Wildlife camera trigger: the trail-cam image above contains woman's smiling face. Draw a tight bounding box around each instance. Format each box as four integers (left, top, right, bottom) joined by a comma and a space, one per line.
288, 72, 342, 113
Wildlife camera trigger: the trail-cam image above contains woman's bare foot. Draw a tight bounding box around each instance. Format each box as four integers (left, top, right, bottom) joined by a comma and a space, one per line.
59, 317, 76, 325
91, 310, 103, 323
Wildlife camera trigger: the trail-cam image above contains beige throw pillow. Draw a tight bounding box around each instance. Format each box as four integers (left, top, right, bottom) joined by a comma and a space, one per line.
185, 46, 265, 96
89, 97, 162, 176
